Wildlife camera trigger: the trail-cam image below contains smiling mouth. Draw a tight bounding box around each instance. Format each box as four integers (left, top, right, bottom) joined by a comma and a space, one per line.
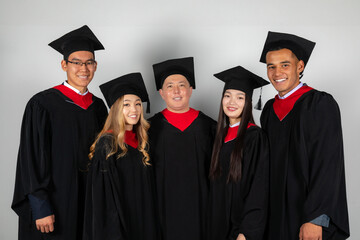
78, 75, 89, 79
274, 78, 286, 83
128, 115, 138, 118
227, 107, 238, 111
173, 97, 182, 101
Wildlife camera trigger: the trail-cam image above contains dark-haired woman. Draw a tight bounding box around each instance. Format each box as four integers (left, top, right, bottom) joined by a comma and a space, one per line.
208, 66, 270, 240
83, 73, 158, 240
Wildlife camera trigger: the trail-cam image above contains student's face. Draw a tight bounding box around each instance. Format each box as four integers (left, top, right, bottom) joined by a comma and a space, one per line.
159, 74, 193, 113
222, 89, 245, 125
61, 51, 97, 93
123, 94, 142, 131
266, 48, 304, 97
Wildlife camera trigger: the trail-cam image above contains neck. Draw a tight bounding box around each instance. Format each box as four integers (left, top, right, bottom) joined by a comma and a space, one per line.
229, 118, 241, 126
166, 106, 190, 113
125, 124, 133, 131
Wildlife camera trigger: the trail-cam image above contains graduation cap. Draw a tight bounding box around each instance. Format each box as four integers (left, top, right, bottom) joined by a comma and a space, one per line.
214, 66, 269, 110
100, 72, 150, 113
259, 31, 316, 67
152, 57, 195, 90
49, 25, 104, 60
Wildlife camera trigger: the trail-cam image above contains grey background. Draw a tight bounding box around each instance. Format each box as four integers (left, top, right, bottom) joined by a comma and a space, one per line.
1, 0, 359, 239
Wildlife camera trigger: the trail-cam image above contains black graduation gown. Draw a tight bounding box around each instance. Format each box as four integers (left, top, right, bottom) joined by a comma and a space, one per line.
148, 111, 216, 240
12, 88, 108, 240
260, 89, 350, 239
208, 126, 269, 240
83, 135, 159, 240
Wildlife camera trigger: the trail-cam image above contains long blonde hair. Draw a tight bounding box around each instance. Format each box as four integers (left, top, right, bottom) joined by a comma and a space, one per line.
89, 96, 150, 165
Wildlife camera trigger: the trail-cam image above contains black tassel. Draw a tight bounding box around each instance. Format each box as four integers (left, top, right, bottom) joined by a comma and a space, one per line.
146, 100, 150, 113
254, 87, 263, 110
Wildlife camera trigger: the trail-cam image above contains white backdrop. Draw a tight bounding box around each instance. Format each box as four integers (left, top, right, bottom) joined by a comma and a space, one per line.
1, 0, 359, 239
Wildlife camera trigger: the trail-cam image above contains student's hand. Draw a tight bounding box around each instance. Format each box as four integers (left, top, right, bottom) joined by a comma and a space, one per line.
236, 233, 246, 240
299, 222, 322, 240
36, 214, 55, 233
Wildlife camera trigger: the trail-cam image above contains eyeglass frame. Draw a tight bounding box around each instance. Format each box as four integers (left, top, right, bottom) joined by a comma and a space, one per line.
66, 59, 97, 68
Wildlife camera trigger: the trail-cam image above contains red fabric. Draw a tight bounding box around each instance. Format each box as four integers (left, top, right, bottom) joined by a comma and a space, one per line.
161, 108, 200, 131
273, 86, 313, 121
125, 130, 138, 149
224, 122, 256, 143
53, 84, 93, 110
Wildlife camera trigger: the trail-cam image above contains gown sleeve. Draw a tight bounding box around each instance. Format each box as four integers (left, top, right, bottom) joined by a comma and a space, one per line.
83, 136, 127, 240
300, 93, 349, 236
12, 98, 53, 223
231, 129, 270, 240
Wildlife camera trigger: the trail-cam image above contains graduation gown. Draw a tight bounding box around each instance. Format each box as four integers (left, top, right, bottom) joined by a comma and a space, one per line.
83, 135, 159, 240
12, 88, 107, 240
260, 89, 350, 239
148, 111, 216, 240
208, 126, 269, 240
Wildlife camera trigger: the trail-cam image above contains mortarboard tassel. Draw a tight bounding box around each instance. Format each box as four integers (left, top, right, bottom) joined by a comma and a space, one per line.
146, 100, 150, 113
254, 87, 263, 110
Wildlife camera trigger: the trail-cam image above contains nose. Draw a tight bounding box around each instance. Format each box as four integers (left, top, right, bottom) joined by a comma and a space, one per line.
274, 67, 282, 76
173, 85, 180, 94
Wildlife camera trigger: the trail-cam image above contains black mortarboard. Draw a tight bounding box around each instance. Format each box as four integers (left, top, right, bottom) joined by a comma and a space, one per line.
214, 66, 269, 110
100, 72, 150, 113
49, 25, 104, 60
152, 57, 195, 90
259, 31, 316, 67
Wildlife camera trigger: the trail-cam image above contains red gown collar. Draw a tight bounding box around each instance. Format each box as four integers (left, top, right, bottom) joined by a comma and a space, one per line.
161, 108, 200, 131
125, 130, 138, 149
53, 84, 93, 110
273, 85, 313, 121
224, 122, 256, 143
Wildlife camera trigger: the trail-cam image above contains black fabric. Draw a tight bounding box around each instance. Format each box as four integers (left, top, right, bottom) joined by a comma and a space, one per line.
12, 88, 107, 240
152, 57, 195, 90
214, 66, 269, 98
48, 25, 104, 60
260, 89, 350, 239
208, 126, 269, 240
83, 135, 159, 240
99, 72, 150, 109
259, 31, 315, 66
148, 112, 216, 240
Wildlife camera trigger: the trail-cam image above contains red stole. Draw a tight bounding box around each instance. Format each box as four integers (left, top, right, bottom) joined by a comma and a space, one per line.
161, 108, 200, 131
273, 85, 313, 121
125, 130, 138, 149
224, 122, 256, 143
53, 84, 93, 109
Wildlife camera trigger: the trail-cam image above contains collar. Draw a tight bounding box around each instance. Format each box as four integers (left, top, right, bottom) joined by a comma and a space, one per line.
53, 84, 93, 109
273, 84, 313, 121
125, 130, 138, 149
161, 108, 200, 131
64, 81, 88, 96
224, 122, 256, 143
278, 82, 303, 99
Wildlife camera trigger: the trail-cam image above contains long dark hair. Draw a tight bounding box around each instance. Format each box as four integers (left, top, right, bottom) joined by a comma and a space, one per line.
209, 90, 254, 183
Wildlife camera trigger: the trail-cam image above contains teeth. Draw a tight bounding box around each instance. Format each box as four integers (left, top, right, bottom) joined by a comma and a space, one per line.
129, 115, 137, 118
275, 78, 286, 82
173, 97, 181, 100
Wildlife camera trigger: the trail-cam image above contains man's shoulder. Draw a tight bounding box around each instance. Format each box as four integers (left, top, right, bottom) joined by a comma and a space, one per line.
197, 111, 217, 125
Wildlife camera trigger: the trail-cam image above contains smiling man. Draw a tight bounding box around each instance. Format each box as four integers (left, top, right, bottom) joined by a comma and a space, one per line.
259, 31, 350, 240
12, 25, 107, 240
149, 57, 216, 240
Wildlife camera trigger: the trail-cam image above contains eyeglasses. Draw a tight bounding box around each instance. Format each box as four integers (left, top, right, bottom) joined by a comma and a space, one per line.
67, 60, 97, 69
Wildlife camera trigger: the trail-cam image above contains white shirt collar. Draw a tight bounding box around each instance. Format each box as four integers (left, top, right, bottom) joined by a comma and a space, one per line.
63, 81, 88, 96
278, 82, 303, 99
229, 121, 240, 128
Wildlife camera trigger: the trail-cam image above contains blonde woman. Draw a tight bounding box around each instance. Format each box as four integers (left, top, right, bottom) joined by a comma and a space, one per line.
83, 73, 158, 240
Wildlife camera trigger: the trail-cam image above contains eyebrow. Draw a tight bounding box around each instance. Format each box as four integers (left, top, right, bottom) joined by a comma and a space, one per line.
124, 98, 141, 102
225, 91, 245, 95
70, 58, 95, 61
267, 60, 291, 66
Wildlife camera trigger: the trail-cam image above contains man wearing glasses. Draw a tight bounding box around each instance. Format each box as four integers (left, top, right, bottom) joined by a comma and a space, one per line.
12, 25, 107, 240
